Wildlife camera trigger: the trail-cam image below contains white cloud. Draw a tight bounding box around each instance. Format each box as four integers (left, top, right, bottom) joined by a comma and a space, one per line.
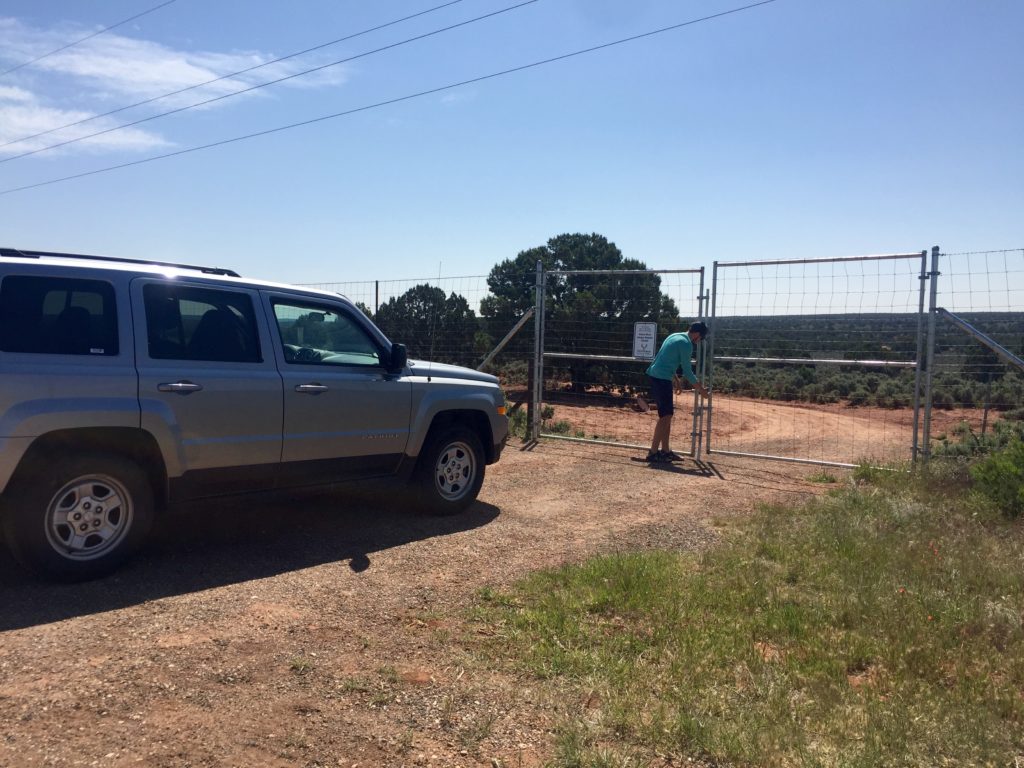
40, 35, 348, 105
0, 88, 170, 157
0, 16, 348, 157
0, 85, 34, 103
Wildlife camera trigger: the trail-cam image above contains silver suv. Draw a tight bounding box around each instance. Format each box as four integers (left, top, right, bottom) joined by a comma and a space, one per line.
0, 248, 508, 581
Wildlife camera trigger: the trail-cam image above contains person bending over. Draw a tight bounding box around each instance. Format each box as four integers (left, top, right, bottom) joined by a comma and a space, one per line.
644, 321, 709, 462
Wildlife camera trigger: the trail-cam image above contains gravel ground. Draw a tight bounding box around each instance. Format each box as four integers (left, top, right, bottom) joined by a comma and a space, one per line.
0, 439, 827, 768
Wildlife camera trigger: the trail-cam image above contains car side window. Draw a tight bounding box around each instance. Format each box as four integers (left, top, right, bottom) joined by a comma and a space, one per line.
143, 284, 261, 363
272, 301, 382, 367
0, 275, 119, 356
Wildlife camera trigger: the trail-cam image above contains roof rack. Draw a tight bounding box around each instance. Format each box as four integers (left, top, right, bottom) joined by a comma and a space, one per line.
0, 247, 241, 278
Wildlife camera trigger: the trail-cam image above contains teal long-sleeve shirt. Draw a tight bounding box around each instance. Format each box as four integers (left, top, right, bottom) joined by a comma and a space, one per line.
646, 332, 698, 384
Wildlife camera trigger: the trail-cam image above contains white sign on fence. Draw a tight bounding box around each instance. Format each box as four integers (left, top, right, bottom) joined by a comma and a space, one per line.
633, 322, 657, 360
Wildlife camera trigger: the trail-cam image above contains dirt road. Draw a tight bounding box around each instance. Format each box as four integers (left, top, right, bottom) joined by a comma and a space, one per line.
0, 441, 828, 768
545, 395, 985, 465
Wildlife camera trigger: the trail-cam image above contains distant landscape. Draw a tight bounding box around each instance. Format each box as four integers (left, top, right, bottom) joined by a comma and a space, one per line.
707, 312, 1024, 413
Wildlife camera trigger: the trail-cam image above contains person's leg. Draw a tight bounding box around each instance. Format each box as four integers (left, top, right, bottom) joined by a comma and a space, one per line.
661, 413, 688, 459
648, 376, 674, 458
652, 414, 672, 453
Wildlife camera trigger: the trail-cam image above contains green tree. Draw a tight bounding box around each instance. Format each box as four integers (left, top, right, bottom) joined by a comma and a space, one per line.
481, 233, 681, 392
374, 284, 478, 367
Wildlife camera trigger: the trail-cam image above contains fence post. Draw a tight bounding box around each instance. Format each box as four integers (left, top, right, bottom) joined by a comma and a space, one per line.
526, 359, 535, 439
911, 249, 928, 462
705, 262, 719, 456
921, 246, 941, 461
697, 287, 710, 459
691, 267, 705, 459
530, 260, 545, 440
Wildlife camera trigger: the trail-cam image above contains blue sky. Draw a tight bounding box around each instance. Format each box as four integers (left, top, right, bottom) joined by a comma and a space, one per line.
0, 0, 1021, 287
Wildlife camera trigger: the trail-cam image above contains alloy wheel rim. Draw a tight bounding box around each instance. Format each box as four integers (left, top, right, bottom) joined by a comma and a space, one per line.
433, 441, 476, 502
44, 474, 133, 561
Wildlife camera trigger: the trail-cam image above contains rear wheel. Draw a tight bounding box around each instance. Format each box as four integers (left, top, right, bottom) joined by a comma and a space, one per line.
1, 453, 154, 581
414, 427, 485, 516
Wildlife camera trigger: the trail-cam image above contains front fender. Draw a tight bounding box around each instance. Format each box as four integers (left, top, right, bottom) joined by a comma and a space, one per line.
406, 382, 506, 459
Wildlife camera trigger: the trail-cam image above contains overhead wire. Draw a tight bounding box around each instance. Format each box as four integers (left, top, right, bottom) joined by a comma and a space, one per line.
0, 0, 779, 198
0, 0, 538, 164
0, 0, 468, 151
0, 0, 178, 78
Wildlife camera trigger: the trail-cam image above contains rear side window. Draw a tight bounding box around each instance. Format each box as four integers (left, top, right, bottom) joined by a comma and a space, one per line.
143, 284, 261, 363
0, 275, 119, 356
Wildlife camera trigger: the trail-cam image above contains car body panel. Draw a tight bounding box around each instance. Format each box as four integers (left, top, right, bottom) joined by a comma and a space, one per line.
405, 362, 508, 460
130, 278, 283, 488
261, 291, 413, 481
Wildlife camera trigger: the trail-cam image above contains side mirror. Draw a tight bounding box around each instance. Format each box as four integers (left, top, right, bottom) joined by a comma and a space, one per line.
387, 343, 407, 374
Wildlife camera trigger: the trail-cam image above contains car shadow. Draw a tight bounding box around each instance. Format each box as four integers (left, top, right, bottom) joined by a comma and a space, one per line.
0, 482, 500, 632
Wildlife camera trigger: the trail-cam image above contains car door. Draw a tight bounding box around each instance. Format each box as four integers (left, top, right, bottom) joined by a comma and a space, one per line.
264, 293, 412, 485
132, 279, 283, 499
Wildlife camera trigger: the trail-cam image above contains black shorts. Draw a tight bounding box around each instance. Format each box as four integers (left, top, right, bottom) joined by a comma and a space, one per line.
649, 375, 674, 417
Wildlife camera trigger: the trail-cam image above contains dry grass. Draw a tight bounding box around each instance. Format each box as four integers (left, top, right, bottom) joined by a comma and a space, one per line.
472, 467, 1024, 766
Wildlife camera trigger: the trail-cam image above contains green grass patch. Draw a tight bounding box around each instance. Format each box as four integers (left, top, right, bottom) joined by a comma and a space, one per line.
472, 476, 1024, 766
287, 656, 314, 676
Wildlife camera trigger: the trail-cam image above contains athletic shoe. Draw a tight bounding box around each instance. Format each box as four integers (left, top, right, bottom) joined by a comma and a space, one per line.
645, 450, 665, 462
662, 450, 684, 461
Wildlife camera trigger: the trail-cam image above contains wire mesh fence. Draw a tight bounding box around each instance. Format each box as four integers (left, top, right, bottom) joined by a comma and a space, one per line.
301, 273, 531, 372
926, 249, 1024, 457
536, 269, 705, 449
708, 253, 928, 466
302, 245, 1022, 469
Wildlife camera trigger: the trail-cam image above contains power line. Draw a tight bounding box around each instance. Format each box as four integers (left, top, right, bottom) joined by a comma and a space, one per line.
0, 0, 538, 164
0, 0, 779, 198
0, 0, 178, 78
0, 0, 467, 151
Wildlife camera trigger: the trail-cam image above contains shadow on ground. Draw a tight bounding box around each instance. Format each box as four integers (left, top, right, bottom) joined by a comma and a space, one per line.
0, 483, 499, 632
641, 460, 718, 477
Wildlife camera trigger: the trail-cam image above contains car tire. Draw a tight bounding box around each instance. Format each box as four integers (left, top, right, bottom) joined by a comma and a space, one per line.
1, 453, 155, 582
414, 427, 485, 516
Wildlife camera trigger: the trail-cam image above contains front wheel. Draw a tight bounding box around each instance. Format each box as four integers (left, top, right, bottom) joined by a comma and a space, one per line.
414, 428, 485, 516
1, 453, 154, 581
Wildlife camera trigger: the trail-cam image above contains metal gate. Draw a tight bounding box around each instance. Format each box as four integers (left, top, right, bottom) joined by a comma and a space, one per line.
530, 264, 706, 453
706, 251, 930, 467
921, 247, 1024, 458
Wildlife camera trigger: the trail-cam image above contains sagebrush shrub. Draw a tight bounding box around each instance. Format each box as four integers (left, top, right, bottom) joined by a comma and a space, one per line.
970, 439, 1024, 518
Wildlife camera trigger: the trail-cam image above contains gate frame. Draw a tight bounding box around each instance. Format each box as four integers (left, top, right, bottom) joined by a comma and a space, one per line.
920, 304, 1024, 459
706, 251, 930, 469
530, 264, 705, 453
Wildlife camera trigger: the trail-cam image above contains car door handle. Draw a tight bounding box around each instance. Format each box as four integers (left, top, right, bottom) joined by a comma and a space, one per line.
157, 381, 203, 394
295, 383, 329, 394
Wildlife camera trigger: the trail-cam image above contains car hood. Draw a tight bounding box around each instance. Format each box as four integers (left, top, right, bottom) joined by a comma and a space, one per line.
408, 359, 499, 385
